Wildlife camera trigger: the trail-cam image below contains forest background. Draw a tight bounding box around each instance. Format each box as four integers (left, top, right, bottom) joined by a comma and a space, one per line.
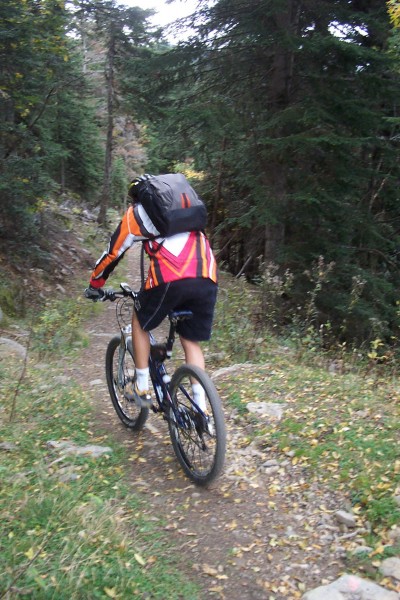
1, 0, 400, 358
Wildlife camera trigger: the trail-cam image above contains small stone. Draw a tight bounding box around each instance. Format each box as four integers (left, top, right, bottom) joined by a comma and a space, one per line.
388, 527, 400, 543
47, 440, 72, 450
89, 379, 104, 386
0, 442, 17, 452
73, 445, 113, 458
302, 588, 344, 600
335, 510, 356, 528
246, 402, 285, 420
352, 546, 373, 555
380, 557, 400, 581
47, 440, 112, 458
262, 459, 279, 468
264, 466, 280, 475
302, 574, 399, 600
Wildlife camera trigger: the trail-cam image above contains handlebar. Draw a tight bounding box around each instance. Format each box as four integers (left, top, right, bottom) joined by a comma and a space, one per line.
102, 283, 137, 302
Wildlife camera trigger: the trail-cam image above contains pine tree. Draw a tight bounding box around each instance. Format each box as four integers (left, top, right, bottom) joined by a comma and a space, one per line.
0, 0, 103, 245
72, 0, 158, 224
131, 0, 400, 343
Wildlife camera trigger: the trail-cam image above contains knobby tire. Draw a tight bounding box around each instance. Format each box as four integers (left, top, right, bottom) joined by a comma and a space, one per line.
105, 336, 149, 430
168, 364, 226, 486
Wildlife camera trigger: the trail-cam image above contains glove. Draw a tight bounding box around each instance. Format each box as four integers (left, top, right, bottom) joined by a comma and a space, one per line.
84, 285, 105, 302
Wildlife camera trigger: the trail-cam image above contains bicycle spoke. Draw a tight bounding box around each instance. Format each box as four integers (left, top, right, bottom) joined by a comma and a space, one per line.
168, 365, 225, 485
105, 336, 148, 430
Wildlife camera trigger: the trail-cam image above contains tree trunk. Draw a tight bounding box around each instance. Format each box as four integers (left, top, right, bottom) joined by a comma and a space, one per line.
261, 1, 295, 262
98, 31, 115, 226
210, 137, 227, 238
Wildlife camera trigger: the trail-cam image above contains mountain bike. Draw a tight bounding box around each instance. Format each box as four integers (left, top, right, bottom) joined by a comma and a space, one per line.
102, 283, 226, 486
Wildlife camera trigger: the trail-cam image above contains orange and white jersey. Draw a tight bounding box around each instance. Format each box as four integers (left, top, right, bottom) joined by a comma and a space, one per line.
89, 204, 217, 289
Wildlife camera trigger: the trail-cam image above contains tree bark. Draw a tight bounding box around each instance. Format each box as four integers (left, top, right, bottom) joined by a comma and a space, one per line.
98, 30, 115, 226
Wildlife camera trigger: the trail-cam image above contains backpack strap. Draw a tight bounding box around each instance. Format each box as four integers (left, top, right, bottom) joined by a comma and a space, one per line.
139, 238, 166, 291
140, 243, 146, 291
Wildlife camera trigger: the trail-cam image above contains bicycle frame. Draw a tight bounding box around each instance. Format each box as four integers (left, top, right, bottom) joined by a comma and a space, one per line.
120, 311, 197, 428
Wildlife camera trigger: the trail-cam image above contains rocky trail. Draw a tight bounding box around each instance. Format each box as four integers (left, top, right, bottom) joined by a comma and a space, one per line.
66, 246, 399, 600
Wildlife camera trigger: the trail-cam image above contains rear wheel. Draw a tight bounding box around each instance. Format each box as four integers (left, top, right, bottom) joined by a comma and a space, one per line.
105, 336, 149, 430
168, 364, 226, 486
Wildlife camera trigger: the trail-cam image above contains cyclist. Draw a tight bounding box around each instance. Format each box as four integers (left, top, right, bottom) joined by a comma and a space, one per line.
85, 176, 218, 411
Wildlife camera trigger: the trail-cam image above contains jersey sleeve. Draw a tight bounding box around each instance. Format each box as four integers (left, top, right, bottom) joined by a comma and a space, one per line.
89, 206, 147, 287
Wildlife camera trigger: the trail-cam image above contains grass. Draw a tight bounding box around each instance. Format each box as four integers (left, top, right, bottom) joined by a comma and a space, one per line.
210, 278, 400, 556
0, 357, 198, 599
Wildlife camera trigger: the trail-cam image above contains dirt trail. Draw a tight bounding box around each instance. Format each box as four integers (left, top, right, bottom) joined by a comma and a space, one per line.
74, 246, 350, 600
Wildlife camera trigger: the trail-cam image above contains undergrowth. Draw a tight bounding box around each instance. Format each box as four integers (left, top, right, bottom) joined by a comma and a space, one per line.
211, 274, 400, 559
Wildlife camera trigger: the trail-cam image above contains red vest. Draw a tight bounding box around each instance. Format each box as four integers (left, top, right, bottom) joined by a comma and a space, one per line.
143, 231, 217, 290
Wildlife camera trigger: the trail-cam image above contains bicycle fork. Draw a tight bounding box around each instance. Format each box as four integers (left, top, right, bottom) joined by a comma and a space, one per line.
117, 326, 133, 389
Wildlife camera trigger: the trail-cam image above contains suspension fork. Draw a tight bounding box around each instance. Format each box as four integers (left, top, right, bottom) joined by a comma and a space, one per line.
117, 327, 133, 387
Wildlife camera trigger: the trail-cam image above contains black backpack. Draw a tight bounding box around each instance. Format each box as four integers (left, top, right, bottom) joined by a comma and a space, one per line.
135, 173, 207, 237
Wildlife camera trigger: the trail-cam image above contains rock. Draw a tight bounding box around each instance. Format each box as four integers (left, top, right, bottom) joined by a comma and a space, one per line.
47, 441, 71, 450
89, 379, 104, 386
388, 527, 400, 543
47, 440, 112, 459
0, 337, 27, 359
335, 510, 356, 528
303, 589, 344, 600
246, 402, 285, 420
74, 445, 112, 458
352, 546, 373, 555
0, 442, 17, 451
380, 557, 400, 581
302, 574, 399, 600
262, 459, 280, 468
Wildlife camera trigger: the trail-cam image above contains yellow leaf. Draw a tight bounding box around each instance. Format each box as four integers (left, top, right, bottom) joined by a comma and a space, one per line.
25, 547, 35, 560
104, 588, 118, 598
203, 564, 219, 576
371, 545, 385, 556
134, 553, 146, 566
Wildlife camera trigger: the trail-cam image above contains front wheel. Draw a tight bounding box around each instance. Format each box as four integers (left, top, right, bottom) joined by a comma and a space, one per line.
168, 364, 226, 486
105, 336, 149, 430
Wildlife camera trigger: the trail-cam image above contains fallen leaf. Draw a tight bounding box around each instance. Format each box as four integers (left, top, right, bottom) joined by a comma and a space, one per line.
24, 547, 35, 560
134, 553, 146, 566
203, 564, 219, 576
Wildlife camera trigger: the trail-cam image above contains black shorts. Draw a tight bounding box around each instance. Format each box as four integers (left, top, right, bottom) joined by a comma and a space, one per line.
135, 278, 218, 341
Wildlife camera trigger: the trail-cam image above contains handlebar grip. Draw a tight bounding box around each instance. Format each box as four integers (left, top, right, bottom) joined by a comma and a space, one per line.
102, 290, 117, 301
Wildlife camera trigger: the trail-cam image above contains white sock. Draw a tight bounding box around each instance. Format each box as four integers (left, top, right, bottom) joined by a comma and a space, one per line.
136, 368, 149, 393
192, 383, 206, 412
